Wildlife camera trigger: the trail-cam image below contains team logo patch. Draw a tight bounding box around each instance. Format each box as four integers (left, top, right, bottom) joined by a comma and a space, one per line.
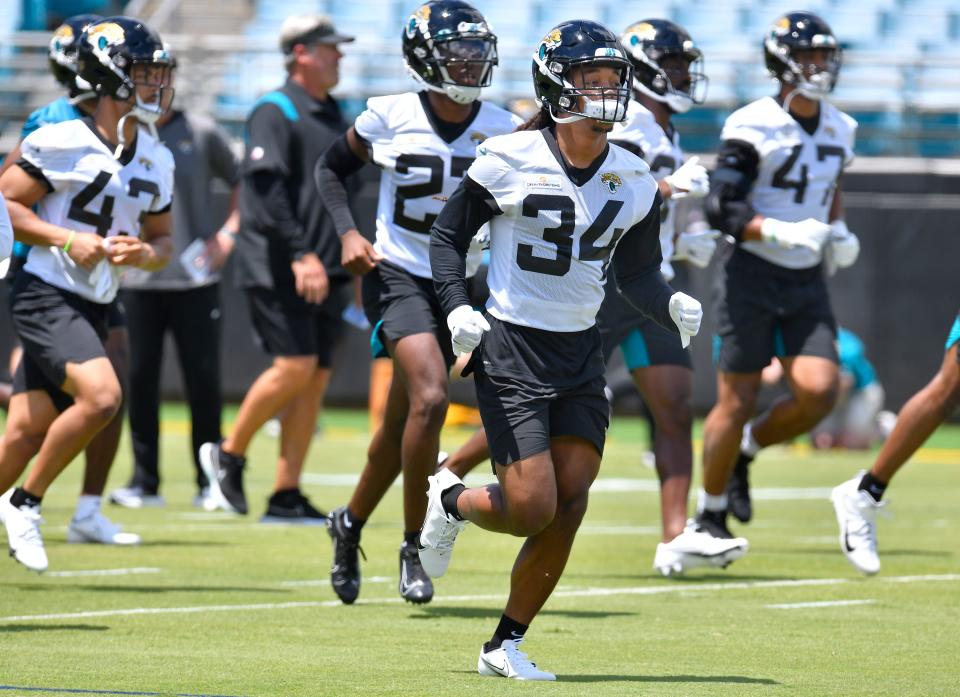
469, 131, 487, 145
600, 172, 622, 194
87, 21, 126, 52
406, 5, 431, 39
138, 156, 154, 171
524, 174, 562, 191
538, 28, 562, 60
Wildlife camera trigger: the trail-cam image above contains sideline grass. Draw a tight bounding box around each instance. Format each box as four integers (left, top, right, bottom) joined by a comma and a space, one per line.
0, 407, 958, 696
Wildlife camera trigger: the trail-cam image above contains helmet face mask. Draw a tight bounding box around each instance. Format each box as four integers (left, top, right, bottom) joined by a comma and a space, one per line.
532, 20, 633, 124
621, 19, 707, 114
403, 1, 498, 105
78, 17, 175, 126
764, 12, 841, 101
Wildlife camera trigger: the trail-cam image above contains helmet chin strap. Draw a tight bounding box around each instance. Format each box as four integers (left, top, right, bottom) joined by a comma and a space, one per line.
633, 79, 692, 114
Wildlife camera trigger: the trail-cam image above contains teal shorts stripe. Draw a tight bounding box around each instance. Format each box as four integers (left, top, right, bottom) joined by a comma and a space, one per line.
370, 319, 389, 359
619, 328, 651, 371
946, 315, 960, 351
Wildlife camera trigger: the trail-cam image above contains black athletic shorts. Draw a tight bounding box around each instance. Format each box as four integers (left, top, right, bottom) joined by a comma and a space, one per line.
713, 247, 838, 373
246, 281, 349, 367
107, 297, 127, 330
471, 316, 609, 467
597, 285, 691, 370
10, 272, 110, 412
362, 260, 456, 369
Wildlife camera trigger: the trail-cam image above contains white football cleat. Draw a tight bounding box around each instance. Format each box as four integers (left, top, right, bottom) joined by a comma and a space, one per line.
831, 472, 883, 575
109, 486, 166, 509
653, 527, 749, 577
0, 489, 48, 573
417, 468, 468, 578
478, 639, 556, 681
67, 511, 141, 546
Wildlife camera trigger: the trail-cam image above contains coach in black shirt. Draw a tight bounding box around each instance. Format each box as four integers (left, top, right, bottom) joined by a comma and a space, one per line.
200, 14, 354, 523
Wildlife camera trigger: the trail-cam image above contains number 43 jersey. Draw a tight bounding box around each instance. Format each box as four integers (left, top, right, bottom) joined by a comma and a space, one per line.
19, 118, 174, 303
354, 92, 521, 279
723, 96, 857, 269
469, 128, 660, 332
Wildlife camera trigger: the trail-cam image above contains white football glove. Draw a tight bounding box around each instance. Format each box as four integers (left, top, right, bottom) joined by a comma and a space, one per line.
668, 292, 702, 348
468, 227, 490, 255
447, 304, 490, 356
828, 219, 860, 269
760, 217, 832, 254
664, 156, 709, 199
673, 229, 720, 268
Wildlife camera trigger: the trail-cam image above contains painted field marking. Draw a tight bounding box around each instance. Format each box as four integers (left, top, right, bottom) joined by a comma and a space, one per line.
280, 576, 391, 588
766, 599, 877, 609
0, 685, 244, 697
2, 574, 956, 624
45, 568, 162, 578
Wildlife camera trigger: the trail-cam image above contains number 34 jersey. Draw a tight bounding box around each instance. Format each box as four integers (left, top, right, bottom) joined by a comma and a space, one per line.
468, 128, 659, 333
19, 118, 174, 303
723, 96, 857, 269
354, 92, 521, 279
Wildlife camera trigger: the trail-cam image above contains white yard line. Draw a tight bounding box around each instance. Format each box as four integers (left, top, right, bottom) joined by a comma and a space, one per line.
2, 574, 957, 623
45, 567, 162, 578
301, 473, 833, 500
767, 599, 876, 609
279, 576, 391, 587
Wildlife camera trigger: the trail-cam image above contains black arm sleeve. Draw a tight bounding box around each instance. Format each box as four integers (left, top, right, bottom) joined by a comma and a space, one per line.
612, 191, 677, 333
246, 170, 310, 258
430, 175, 498, 316
315, 133, 368, 237
16, 159, 53, 192
705, 139, 760, 241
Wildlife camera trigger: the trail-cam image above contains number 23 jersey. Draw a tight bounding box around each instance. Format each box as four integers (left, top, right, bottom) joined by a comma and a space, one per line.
354, 92, 521, 279
468, 128, 659, 332
723, 96, 856, 269
19, 118, 174, 303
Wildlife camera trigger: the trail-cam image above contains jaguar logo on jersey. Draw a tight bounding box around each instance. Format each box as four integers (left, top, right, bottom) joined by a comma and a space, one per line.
406, 5, 430, 39
469, 131, 487, 145
600, 172, 623, 194
538, 29, 562, 60
87, 21, 125, 52
138, 156, 154, 171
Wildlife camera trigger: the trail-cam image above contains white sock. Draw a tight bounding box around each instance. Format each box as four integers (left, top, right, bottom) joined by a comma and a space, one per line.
74, 495, 102, 520
697, 489, 728, 513
741, 422, 761, 458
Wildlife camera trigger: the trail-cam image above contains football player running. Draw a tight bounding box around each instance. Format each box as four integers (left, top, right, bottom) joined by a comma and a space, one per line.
425, 20, 701, 680
831, 313, 960, 575
314, 0, 521, 605
0, 14, 142, 547
599, 19, 745, 575
0, 17, 174, 572
694, 12, 860, 548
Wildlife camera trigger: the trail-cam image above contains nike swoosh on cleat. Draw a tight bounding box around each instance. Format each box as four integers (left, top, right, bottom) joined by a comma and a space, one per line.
481, 655, 508, 675
843, 530, 855, 553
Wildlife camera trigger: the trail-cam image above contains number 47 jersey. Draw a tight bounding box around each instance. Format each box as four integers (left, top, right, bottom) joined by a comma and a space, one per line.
469, 128, 660, 332
19, 118, 174, 303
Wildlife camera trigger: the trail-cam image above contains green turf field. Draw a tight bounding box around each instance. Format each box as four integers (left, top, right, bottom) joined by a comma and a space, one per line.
1, 406, 958, 696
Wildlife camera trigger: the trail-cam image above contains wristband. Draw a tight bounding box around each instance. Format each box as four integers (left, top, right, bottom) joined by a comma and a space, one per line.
63, 230, 76, 254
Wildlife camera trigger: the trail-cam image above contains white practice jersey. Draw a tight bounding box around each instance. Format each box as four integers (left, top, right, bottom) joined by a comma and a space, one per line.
723, 96, 857, 269
354, 92, 522, 278
20, 119, 174, 302
0, 191, 13, 262
469, 129, 659, 332
611, 100, 684, 280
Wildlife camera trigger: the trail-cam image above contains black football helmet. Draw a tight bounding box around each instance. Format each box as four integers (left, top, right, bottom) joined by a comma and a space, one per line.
49, 14, 102, 98
403, 0, 498, 105
621, 19, 707, 114
532, 20, 632, 124
77, 16, 174, 126
764, 11, 841, 100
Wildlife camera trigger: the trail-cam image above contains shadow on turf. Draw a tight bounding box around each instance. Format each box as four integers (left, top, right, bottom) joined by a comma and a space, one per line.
0, 624, 108, 633
773, 548, 952, 558
447, 671, 779, 684
412, 607, 634, 620
7, 584, 288, 595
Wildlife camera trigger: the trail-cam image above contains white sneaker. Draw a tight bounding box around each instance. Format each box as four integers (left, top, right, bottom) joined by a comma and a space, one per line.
0, 489, 48, 573
653, 527, 749, 577
418, 468, 468, 578
478, 639, 556, 681
109, 486, 166, 509
67, 511, 141, 545
192, 486, 217, 510
831, 472, 884, 575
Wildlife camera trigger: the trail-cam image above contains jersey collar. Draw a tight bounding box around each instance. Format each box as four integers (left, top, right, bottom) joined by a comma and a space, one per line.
418, 92, 482, 144
82, 116, 137, 165
540, 126, 610, 188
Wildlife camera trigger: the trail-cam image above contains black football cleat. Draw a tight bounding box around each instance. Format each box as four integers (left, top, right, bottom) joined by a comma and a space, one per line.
326, 507, 364, 604
726, 452, 754, 523
199, 441, 248, 515
398, 541, 434, 604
